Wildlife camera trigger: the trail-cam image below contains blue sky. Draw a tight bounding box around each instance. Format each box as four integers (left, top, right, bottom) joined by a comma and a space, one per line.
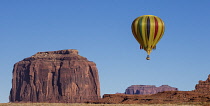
1, 0, 210, 103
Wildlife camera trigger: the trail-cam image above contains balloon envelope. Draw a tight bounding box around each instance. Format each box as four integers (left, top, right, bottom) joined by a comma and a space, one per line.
131, 15, 165, 60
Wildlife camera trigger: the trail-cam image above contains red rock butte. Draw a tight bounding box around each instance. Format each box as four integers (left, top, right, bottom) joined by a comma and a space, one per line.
9, 49, 100, 103
125, 85, 178, 95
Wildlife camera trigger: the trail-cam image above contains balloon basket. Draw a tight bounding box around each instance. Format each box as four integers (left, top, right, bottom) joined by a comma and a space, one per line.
146, 55, 150, 60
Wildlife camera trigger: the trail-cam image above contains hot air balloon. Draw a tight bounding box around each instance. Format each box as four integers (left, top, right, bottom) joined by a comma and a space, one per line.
131, 15, 165, 60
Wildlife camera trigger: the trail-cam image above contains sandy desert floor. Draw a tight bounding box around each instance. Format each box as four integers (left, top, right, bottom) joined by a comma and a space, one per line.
0, 103, 208, 106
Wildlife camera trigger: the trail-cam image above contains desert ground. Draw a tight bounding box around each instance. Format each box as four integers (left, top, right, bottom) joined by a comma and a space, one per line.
0, 103, 209, 106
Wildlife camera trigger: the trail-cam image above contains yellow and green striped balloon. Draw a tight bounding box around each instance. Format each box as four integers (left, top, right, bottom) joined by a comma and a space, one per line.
131, 15, 165, 60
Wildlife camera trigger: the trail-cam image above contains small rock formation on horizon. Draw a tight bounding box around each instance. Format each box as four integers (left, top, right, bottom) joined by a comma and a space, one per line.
9, 49, 100, 103
125, 85, 178, 95
90, 75, 210, 104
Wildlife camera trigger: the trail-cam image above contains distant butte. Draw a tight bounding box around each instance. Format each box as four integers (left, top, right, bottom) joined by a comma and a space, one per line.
125, 85, 178, 95
91, 75, 210, 104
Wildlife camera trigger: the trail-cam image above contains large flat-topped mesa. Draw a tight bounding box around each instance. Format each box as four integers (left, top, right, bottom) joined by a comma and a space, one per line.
10, 49, 100, 103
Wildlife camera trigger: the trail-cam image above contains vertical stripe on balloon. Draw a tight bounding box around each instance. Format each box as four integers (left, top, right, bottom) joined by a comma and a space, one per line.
157, 19, 165, 42
147, 17, 150, 40
154, 17, 158, 40
139, 16, 147, 47
138, 17, 144, 45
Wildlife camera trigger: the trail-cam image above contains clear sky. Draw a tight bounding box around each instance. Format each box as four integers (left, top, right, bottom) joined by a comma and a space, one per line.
1, 0, 210, 103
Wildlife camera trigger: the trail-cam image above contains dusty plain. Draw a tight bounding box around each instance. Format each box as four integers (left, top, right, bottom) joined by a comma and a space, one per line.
0, 103, 210, 106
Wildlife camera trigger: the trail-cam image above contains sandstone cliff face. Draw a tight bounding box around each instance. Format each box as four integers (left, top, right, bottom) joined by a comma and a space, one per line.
195, 74, 210, 93
9, 49, 100, 103
125, 85, 178, 95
